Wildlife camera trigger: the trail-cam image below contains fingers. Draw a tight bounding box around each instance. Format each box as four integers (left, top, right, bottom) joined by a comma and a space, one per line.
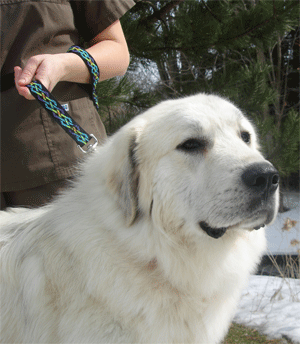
19, 55, 44, 84
14, 66, 34, 100
14, 55, 53, 100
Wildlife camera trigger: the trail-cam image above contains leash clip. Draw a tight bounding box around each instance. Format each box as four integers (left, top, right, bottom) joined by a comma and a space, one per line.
78, 134, 98, 154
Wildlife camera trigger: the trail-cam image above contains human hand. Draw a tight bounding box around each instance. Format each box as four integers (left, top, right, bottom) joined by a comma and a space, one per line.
14, 54, 65, 100
14, 19, 131, 100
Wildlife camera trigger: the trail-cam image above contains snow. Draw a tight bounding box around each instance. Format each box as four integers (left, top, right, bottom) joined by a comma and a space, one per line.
234, 275, 300, 343
233, 192, 300, 343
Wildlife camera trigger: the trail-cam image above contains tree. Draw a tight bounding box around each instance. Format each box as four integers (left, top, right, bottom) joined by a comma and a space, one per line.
97, 1, 299, 202
120, 0, 299, 195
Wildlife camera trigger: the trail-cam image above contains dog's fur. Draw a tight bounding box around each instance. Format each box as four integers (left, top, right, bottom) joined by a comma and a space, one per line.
0, 94, 279, 343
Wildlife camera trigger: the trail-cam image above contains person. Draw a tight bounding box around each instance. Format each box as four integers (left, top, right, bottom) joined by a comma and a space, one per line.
0, 0, 137, 210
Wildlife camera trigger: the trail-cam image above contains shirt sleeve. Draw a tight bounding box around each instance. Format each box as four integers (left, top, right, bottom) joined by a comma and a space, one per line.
71, 0, 137, 42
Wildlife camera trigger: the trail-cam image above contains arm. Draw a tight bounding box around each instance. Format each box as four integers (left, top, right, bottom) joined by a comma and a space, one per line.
15, 20, 130, 100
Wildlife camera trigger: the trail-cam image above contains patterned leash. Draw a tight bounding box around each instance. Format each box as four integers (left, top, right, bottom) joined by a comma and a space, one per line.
26, 46, 100, 153
67, 45, 100, 110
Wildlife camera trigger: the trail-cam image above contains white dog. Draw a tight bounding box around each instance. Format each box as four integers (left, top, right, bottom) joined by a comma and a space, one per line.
0, 94, 279, 343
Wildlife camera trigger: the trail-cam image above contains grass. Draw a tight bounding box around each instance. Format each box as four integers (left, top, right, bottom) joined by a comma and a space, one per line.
223, 323, 292, 344
268, 252, 300, 279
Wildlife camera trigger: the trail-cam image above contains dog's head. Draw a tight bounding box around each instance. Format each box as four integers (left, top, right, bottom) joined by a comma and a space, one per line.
104, 94, 279, 240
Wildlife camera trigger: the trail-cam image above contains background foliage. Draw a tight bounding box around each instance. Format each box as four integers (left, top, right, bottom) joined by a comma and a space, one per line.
96, 0, 299, 193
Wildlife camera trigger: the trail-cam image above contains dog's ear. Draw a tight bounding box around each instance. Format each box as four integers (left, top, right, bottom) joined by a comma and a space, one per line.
107, 131, 140, 226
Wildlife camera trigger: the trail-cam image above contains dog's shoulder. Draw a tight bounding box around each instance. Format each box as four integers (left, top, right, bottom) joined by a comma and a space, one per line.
0, 207, 48, 249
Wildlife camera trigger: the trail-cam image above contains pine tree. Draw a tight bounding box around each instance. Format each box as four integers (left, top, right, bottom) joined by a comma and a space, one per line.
119, 0, 299, 194
97, 0, 299, 198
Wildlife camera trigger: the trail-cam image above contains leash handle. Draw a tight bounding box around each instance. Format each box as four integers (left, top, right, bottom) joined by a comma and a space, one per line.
67, 45, 100, 110
25, 46, 100, 153
26, 80, 98, 153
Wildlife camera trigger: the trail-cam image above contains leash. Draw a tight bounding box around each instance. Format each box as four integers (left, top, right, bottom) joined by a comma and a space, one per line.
67, 45, 100, 110
26, 46, 100, 153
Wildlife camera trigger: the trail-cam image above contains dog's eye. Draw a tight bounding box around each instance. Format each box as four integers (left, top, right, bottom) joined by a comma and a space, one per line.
241, 131, 251, 144
177, 138, 206, 153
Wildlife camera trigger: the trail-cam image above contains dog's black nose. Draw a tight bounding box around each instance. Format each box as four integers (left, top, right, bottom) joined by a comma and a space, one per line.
242, 162, 279, 196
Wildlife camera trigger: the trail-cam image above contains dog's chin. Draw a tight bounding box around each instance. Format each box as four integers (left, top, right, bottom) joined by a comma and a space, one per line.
199, 220, 266, 239
199, 206, 277, 239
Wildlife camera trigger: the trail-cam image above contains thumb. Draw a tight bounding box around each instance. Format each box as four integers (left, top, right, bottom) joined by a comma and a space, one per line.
18, 55, 51, 90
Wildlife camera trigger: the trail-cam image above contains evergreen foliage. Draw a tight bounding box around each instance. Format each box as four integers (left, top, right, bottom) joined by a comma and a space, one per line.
255, 109, 300, 178
96, 0, 299, 188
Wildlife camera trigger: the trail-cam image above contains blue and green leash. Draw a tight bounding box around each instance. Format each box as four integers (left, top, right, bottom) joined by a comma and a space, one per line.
26, 46, 100, 153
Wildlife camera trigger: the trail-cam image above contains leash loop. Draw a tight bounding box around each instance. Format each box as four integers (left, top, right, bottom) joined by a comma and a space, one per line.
67, 45, 100, 110
26, 46, 100, 153
26, 80, 98, 153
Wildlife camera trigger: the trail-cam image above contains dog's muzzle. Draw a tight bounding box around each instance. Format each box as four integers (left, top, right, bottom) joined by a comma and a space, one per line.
200, 162, 279, 239
241, 162, 279, 200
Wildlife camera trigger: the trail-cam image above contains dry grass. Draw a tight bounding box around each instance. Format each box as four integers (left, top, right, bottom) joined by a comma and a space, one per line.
267, 252, 300, 279
223, 323, 293, 344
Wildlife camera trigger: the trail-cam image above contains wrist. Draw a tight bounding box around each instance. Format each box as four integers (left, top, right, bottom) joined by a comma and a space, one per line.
59, 53, 91, 84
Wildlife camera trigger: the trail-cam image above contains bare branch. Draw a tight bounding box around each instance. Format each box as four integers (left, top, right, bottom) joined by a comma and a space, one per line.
140, 0, 185, 26
201, 0, 222, 23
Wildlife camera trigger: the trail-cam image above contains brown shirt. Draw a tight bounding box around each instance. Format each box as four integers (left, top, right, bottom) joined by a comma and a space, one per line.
1, 0, 136, 192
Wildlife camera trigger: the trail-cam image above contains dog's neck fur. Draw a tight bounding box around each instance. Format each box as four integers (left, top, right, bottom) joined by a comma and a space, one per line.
38, 142, 266, 343
50, 186, 242, 301
46, 191, 251, 343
